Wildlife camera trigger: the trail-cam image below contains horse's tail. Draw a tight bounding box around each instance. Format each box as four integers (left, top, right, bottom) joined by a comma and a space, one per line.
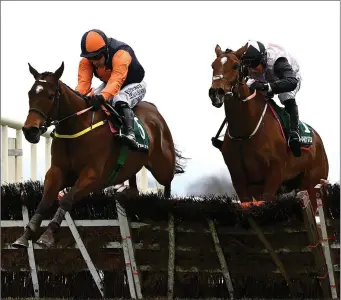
312, 128, 329, 177
174, 145, 188, 174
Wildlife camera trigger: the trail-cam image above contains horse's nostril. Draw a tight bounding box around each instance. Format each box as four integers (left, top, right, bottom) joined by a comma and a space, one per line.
22, 126, 40, 137
209, 88, 218, 99
217, 88, 225, 96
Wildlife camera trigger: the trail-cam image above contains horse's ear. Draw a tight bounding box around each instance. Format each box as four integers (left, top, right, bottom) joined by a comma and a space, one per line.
54, 62, 64, 80
215, 44, 223, 57
28, 63, 40, 79
235, 43, 248, 59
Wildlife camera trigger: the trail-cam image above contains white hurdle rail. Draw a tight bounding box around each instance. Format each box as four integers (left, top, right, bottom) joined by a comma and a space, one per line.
1, 116, 149, 191
1, 116, 53, 183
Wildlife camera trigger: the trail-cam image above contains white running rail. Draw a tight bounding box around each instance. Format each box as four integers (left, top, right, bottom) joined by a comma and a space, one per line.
1, 116, 53, 183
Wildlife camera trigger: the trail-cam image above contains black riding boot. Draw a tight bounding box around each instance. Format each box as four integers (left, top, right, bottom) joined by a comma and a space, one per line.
284, 99, 301, 157
116, 101, 140, 151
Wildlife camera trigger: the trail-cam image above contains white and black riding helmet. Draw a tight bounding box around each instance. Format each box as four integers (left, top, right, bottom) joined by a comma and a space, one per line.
242, 40, 266, 68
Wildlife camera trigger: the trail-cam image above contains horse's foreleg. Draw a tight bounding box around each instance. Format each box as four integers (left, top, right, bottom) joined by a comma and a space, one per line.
164, 183, 171, 198
228, 171, 253, 202
262, 163, 284, 202
12, 166, 64, 248
37, 166, 102, 248
233, 182, 253, 203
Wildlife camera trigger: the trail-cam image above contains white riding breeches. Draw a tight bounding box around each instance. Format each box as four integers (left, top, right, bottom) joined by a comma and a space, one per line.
278, 75, 302, 104
94, 81, 147, 108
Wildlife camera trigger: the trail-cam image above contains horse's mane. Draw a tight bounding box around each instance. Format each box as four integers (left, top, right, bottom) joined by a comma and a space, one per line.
225, 48, 233, 54
62, 82, 87, 100
39, 71, 87, 100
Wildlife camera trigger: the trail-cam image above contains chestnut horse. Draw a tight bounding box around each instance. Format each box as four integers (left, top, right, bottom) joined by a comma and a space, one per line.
208, 44, 329, 210
13, 62, 185, 248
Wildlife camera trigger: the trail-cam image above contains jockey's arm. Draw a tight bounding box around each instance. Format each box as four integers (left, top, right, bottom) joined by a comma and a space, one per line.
269, 57, 298, 94
75, 58, 94, 95
100, 50, 132, 101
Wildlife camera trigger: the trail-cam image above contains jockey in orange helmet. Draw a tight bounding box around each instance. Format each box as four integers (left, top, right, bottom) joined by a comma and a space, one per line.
75, 29, 146, 151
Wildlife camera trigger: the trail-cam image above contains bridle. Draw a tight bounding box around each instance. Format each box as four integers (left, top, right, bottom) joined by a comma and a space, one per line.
212, 52, 267, 140
28, 79, 61, 135
212, 52, 255, 102
28, 79, 94, 136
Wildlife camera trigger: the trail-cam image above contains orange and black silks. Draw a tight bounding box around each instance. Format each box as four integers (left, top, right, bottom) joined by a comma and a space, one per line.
76, 37, 145, 101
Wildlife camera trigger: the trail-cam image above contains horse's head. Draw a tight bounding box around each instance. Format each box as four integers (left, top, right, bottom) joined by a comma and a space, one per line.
208, 44, 248, 108
22, 62, 64, 143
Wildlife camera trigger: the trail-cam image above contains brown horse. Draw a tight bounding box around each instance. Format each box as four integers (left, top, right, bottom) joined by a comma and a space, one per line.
209, 44, 329, 210
13, 62, 185, 248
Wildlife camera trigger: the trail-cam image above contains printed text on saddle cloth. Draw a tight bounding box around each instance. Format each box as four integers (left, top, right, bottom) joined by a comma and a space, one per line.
94, 81, 147, 108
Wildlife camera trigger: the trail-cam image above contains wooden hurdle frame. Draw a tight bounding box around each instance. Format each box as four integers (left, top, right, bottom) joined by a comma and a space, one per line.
1, 181, 339, 299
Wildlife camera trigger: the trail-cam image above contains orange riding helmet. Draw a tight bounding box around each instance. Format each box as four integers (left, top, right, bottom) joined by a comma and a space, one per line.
80, 29, 108, 59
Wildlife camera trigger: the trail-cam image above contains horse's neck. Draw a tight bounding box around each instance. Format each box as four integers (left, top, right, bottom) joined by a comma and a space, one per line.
224, 93, 266, 138
57, 82, 92, 134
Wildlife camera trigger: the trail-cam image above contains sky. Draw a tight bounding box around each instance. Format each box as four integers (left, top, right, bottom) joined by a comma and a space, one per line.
1, 1, 340, 195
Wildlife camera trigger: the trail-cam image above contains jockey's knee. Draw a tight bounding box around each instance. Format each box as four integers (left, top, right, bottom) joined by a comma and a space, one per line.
278, 88, 298, 104
121, 81, 147, 107
108, 81, 147, 109
115, 101, 130, 111
110, 91, 130, 108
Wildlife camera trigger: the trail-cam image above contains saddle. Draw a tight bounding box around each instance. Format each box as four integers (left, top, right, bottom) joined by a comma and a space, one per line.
267, 99, 313, 150
102, 103, 149, 152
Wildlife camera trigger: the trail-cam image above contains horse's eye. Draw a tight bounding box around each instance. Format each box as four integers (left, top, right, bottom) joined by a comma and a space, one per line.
233, 64, 240, 70
48, 95, 54, 100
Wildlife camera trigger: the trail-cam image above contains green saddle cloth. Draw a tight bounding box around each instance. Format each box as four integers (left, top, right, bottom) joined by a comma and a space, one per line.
268, 99, 313, 147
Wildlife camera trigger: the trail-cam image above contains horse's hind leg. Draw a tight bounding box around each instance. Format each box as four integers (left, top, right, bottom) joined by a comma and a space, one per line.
144, 165, 172, 198
147, 145, 175, 199
12, 166, 65, 248
164, 183, 171, 198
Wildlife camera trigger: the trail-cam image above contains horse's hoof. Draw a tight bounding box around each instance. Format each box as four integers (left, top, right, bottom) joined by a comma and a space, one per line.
36, 238, 54, 248
36, 231, 55, 248
240, 201, 265, 209
12, 237, 29, 248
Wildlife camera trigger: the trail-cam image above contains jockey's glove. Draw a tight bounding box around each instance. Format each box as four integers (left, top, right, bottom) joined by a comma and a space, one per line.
249, 81, 274, 98
87, 94, 105, 110
249, 81, 270, 91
